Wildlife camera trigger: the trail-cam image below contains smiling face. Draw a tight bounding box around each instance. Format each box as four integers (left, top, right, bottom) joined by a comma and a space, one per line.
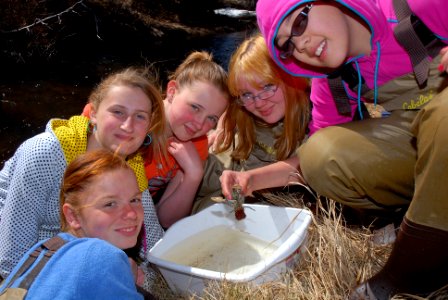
238, 77, 286, 124
275, 3, 351, 69
89, 85, 151, 156
165, 80, 228, 141
65, 168, 144, 250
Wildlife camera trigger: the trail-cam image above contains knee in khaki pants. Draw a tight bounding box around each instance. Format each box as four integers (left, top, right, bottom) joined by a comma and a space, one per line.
299, 111, 415, 209
298, 126, 380, 209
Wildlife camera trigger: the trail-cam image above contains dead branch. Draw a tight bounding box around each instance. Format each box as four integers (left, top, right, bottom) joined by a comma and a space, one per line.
3, 0, 86, 33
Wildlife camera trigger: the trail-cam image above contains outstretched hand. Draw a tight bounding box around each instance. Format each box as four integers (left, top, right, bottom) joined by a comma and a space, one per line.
220, 170, 254, 200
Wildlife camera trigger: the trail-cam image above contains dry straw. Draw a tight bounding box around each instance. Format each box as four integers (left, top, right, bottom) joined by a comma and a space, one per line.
151, 192, 446, 299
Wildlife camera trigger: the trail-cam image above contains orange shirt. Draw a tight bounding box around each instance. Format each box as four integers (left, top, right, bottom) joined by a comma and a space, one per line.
145, 136, 208, 200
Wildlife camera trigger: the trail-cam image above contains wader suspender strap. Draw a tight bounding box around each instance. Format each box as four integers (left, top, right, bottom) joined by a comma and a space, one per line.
327, 63, 370, 117
327, 75, 352, 116
393, 0, 445, 87
3, 236, 67, 291
328, 0, 444, 116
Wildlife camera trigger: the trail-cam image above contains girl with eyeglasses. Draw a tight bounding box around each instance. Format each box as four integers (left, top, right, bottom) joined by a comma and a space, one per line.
193, 34, 310, 213
257, 0, 448, 298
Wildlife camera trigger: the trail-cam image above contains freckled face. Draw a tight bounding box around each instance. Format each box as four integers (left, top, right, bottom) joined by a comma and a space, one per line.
238, 78, 286, 124
165, 81, 228, 141
276, 4, 350, 69
90, 85, 151, 156
73, 168, 144, 250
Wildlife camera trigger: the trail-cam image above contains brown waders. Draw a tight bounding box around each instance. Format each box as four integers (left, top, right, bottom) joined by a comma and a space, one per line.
299, 87, 448, 298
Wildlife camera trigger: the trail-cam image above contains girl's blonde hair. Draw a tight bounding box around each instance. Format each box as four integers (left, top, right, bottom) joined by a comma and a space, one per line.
217, 34, 310, 161
88, 67, 167, 161
168, 51, 231, 101
60, 149, 133, 232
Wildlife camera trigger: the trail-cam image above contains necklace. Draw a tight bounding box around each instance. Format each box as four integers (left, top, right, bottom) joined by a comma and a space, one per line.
255, 139, 276, 156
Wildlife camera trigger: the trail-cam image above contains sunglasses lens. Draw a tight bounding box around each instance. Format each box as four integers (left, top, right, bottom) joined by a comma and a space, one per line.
277, 4, 312, 60
279, 41, 294, 59
293, 17, 308, 37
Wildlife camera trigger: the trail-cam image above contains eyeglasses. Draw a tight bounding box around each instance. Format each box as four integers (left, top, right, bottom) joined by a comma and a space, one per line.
277, 4, 313, 60
237, 84, 278, 106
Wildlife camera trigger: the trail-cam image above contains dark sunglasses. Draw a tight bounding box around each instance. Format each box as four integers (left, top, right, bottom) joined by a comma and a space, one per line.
277, 4, 313, 60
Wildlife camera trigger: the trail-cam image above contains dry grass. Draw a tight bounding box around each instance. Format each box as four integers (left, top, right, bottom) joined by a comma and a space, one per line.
151, 193, 448, 300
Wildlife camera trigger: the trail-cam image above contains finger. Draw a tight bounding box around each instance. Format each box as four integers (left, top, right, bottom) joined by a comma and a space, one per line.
220, 174, 233, 199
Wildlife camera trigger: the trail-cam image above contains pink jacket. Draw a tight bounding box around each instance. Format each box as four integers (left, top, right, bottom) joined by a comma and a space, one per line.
256, 0, 448, 133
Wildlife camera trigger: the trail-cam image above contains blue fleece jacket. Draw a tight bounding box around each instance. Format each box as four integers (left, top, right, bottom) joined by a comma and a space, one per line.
0, 233, 143, 299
